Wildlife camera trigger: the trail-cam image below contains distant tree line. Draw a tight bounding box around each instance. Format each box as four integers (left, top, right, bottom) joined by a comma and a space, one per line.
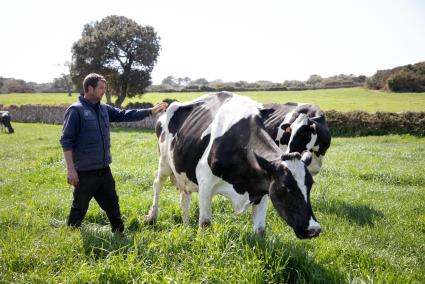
3, 61, 425, 95
147, 74, 367, 92
0, 73, 367, 94
0, 75, 74, 94
366, 61, 425, 92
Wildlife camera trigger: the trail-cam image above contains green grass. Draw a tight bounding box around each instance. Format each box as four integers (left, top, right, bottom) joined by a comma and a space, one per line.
1, 87, 425, 112
1, 123, 424, 283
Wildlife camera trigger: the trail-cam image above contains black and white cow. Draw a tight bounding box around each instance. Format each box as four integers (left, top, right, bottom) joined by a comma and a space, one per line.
145, 92, 321, 239
0, 111, 14, 133
262, 103, 331, 176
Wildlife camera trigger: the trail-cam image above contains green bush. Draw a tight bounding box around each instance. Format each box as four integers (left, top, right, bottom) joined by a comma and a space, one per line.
387, 70, 425, 92
366, 61, 425, 92
326, 110, 425, 136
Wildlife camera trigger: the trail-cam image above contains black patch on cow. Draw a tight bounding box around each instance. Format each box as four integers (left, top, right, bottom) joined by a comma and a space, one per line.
279, 130, 291, 146
288, 124, 315, 153
207, 115, 275, 203
173, 133, 211, 184
155, 120, 163, 138
168, 103, 203, 136
169, 94, 232, 184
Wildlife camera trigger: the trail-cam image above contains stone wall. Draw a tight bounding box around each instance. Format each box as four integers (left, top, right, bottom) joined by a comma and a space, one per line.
1, 104, 157, 128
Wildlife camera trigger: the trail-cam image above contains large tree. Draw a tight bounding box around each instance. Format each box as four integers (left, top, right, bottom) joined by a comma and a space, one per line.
70, 15, 161, 107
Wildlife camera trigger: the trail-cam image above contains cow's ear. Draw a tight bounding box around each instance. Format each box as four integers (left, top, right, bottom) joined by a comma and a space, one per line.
280, 123, 291, 132
253, 153, 274, 173
259, 108, 275, 120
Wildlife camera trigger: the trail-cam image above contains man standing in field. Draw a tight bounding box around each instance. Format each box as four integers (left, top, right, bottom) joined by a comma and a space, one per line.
60, 73, 167, 233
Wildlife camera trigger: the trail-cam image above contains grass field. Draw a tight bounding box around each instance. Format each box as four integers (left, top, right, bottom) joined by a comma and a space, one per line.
0, 123, 424, 283
1, 87, 425, 112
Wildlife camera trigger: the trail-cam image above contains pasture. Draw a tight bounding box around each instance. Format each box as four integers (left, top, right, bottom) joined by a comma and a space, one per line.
0, 123, 424, 283
1, 87, 425, 112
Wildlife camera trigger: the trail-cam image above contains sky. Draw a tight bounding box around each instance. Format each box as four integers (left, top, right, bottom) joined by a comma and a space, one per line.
1, 0, 424, 84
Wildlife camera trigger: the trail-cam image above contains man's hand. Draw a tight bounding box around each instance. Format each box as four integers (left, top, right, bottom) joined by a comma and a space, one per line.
151, 102, 168, 114
67, 167, 79, 187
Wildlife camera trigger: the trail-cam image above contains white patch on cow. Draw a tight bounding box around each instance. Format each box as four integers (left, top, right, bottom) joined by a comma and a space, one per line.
275, 124, 284, 144
305, 133, 318, 152
253, 195, 269, 235
212, 95, 261, 139
282, 159, 308, 203
307, 216, 321, 231
215, 183, 252, 213
307, 153, 323, 176
282, 111, 296, 125
201, 125, 211, 140
279, 144, 288, 152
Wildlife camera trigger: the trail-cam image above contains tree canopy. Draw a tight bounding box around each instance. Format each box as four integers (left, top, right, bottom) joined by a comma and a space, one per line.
70, 15, 161, 107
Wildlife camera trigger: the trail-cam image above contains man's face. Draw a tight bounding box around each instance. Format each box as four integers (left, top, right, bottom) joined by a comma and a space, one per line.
87, 80, 106, 103
93, 81, 106, 101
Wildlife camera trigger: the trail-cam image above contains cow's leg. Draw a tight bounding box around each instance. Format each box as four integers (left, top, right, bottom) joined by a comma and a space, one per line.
145, 157, 171, 224
198, 183, 213, 228
180, 191, 191, 225
252, 195, 269, 236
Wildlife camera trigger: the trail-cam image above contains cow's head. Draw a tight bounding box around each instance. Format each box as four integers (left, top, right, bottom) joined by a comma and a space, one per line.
285, 114, 318, 154
268, 152, 321, 239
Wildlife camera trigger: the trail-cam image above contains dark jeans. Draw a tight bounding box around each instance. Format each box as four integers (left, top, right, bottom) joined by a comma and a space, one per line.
67, 166, 124, 232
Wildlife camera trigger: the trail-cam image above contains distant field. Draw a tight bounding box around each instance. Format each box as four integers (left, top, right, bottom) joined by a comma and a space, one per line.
1, 87, 425, 112
0, 123, 424, 282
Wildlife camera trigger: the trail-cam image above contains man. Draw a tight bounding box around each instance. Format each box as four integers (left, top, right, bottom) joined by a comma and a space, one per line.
60, 73, 167, 232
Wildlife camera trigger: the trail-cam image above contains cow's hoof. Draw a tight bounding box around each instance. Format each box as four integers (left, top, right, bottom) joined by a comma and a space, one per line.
199, 220, 211, 228
255, 227, 266, 237
143, 215, 157, 225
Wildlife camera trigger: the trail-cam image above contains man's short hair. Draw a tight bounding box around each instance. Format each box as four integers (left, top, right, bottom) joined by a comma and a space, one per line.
83, 73, 106, 92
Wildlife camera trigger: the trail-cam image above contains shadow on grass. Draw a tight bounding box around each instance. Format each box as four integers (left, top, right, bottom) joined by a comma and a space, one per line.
315, 198, 384, 226
357, 172, 424, 187
80, 223, 134, 259
238, 232, 346, 283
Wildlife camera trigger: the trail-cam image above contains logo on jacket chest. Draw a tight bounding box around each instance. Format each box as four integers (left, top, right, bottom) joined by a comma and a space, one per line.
84, 109, 93, 117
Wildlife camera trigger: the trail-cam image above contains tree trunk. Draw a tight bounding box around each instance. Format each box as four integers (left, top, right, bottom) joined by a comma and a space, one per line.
115, 69, 130, 108
114, 94, 126, 108
105, 92, 112, 105
114, 84, 127, 108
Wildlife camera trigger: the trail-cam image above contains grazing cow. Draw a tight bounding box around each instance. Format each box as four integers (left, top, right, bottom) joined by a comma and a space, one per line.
262, 103, 331, 176
145, 92, 321, 239
0, 111, 14, 133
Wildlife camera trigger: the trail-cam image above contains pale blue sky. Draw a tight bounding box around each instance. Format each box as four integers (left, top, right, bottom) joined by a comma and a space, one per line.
1, 0, 424, 84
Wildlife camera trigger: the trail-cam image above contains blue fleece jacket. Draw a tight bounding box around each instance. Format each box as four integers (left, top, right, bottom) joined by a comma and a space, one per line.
60, 95, 151, 171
